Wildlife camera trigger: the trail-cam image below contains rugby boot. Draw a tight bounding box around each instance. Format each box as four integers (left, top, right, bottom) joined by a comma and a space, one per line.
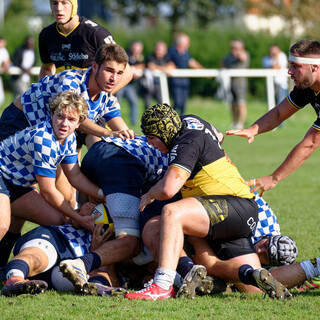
253, 268, 292, 299
1, 276, 47, 297
59, 258, 88, 293
82, 282, 128, 297
125, 283, 175, 301
176, 265, 208, 298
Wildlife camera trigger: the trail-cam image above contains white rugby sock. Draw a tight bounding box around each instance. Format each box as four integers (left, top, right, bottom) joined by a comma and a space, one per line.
154, 267, 176, 290
300, 257, 320, 280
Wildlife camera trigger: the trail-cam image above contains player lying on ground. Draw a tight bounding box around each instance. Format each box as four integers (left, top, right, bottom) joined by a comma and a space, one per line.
1, 203, 126, 297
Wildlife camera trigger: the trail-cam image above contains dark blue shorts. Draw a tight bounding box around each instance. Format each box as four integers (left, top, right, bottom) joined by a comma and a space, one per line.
13, 226, 74, 260
0, 103, 29, 141
13, 226, 76, 289
81, 140, 146, 197
0, 174, 34, 203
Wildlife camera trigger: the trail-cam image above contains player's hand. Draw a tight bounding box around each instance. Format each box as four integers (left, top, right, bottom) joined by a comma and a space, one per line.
247, 176, 279, 196
139, 192, 155, 212
225, 128, 256, 144
91, 223, 113, 251
72, 212, 100, 232
112, 129, 135, 139
78, 202, 96, 216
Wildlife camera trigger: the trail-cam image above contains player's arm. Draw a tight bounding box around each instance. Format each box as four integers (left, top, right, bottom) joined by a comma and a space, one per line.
111, 63, 133, 95
61, 162, 104, 202
79, 117, 134, 139
39, 63, 56, 79
226, 99, 298, 143
106, 116, 135, 139
36, 174, 98, 231
250, 126, 320, 195
139, 166, 190, 211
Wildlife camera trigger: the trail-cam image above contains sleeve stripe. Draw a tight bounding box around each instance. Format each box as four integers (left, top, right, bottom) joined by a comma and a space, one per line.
170, 163, 191, 174
312, 124, 320, 131
287, 95, 302, 109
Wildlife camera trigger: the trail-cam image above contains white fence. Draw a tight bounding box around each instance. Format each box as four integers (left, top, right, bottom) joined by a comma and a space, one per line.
153, 68, 289, 111
4, 66, 289, 110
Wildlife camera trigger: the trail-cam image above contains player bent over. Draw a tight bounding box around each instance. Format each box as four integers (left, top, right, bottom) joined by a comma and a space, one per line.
57, 135, 168, 293
0, 91, 105, 243
124, 104, 288, 301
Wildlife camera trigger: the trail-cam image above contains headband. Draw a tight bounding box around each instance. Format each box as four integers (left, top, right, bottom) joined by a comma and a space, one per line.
289, 54, 320, 65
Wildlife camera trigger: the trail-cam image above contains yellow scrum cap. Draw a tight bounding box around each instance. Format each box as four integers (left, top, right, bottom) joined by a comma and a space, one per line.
50, 0, 78, 18
141, 103, 182, 149
68, 0, 78, 18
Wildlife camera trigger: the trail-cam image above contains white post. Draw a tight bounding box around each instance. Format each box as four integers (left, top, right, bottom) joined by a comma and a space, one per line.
0, 0, 4, 28
266, 75, 276, 111
154, 71, 170, 104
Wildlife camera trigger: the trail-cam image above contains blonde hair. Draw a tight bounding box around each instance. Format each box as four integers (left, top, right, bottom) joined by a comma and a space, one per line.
49, 91, 88, 122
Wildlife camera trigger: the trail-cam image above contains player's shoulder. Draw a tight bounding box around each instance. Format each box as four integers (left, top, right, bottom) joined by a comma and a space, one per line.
39, 22, 56, 36
80, 16, 112, 34
181, 115, 209, 135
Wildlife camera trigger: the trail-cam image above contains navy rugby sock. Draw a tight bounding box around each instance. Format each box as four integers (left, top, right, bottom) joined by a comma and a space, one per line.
0, 232, 21, 266
177, 256, 194, 278
5, 259, 29, 279
238, 264, 256, 286
80, 252, 101, 273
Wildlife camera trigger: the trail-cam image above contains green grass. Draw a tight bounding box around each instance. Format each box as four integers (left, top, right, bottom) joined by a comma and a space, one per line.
1, 92, 320, 319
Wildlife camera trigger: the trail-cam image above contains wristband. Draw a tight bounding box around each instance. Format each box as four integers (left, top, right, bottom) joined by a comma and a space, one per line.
98, 188, 104, 197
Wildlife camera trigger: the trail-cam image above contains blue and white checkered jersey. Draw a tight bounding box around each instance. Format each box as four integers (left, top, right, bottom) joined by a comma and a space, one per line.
102, 135, 169, 184
252, 192, 281, 244
0, 121, 78, 187
52, 225, 92, 258
21, 68, 121, 127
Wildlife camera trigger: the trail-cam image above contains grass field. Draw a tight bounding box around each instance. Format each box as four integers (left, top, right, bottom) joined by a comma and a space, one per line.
0, 92, 320, 319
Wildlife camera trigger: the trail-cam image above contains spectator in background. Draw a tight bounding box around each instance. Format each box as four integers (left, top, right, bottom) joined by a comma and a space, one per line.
0, 37, 11, 107
142, 41, 175, 108
222, 40, 250, 130
117, 40, 145, 125
168, 33, 203, 115
262, 44, 289, 105
11, 36, 36, 98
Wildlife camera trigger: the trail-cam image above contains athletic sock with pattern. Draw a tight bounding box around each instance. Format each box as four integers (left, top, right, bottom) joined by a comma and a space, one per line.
80, 252, 101, 273
0, 232, 21, 266
177, 256, 194, 278
154, 267, 176, 290
238, 264, 257, 286
300, 258, 320, 280
5, 259, 29, 280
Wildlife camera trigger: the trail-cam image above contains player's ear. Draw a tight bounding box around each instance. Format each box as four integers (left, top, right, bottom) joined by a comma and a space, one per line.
92, 61, 98, 73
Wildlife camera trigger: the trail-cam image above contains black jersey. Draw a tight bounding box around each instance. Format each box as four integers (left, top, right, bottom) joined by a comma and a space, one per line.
288, 86, 320, 130
39, 17, 115, 73
169, 115, 253, 199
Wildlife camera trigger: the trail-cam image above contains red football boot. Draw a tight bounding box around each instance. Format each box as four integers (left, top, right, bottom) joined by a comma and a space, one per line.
125, 283, 175, 301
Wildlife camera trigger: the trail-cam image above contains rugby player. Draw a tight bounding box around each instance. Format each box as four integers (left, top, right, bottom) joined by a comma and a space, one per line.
124, 104, 289, 300
39, 0, 132, 94
0, 91, 105, 246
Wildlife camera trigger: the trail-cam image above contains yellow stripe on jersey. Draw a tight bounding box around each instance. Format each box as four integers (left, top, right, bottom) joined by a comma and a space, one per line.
286, 96, 300, 110
181, 156, 253, 199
